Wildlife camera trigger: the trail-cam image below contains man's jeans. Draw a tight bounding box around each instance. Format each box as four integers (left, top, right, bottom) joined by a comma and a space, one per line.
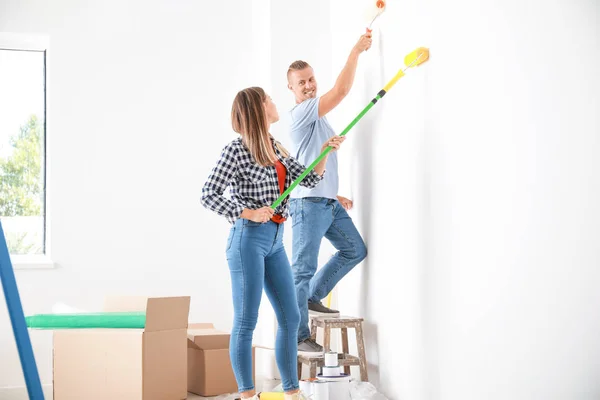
289, 197, 368, 342
226, 218, 300, 392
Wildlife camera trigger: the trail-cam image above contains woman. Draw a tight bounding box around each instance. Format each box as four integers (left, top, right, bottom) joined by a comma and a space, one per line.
201, 87, 345, 400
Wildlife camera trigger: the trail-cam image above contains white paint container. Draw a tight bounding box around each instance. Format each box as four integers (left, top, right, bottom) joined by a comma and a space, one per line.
316, 375, 350, 400
321, 366, 341, 376
324, 351, 338, 367
312, 380, 329, 400
299, 379, 314, 397
328, 380, 350, 400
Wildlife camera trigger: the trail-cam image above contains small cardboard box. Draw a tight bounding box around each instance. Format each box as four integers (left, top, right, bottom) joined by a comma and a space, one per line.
187, 323, 255, 396
53, 296, 190, 400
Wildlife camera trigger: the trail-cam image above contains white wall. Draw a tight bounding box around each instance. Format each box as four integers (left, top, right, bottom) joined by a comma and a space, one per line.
0, 0, 263, 390
424, 0, 600, 398
0, 0, 336, 391
329, 1, 429, 398
268, 2, 333, 157
332, 0, 600, 399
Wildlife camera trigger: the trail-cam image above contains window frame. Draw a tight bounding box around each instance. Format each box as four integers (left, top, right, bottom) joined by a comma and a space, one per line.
0, 33, 54, 269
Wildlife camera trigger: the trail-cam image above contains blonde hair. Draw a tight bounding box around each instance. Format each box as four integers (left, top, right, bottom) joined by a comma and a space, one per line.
231, 87, 289, 166
287, 60, 311, 82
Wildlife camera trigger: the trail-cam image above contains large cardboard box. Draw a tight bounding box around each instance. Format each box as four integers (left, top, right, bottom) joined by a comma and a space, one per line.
53, 296, 190, 400
187, 323, 255, 396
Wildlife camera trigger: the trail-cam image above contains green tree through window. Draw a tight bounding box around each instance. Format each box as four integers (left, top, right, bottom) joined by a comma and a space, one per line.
0, 115, 43, 217
0, 45, 46, 256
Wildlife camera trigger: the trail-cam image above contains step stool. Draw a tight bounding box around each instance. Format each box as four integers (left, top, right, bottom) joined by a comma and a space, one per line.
297, 316, 368, 381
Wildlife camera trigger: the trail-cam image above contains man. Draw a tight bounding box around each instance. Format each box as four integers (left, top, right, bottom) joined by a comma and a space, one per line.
286, 32, 372, 354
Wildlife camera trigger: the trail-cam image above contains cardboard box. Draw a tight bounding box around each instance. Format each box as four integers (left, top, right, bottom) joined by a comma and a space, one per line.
187, 323, 255, 396
53, 296, 190, 400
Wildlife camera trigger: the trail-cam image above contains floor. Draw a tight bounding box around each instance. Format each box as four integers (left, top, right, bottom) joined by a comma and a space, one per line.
187, 378, 282, 399
32, 378, 282, 400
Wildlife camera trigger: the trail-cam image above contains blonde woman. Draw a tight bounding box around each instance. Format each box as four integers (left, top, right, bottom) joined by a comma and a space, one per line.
201, 87, 345, 399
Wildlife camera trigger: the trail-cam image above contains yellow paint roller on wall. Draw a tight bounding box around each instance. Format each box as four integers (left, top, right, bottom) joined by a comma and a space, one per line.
404, 47, 430, 67
322, 46, 430, 309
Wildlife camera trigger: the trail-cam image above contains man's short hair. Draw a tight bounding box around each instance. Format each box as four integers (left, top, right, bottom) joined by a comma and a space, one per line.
287, 60, 311, 81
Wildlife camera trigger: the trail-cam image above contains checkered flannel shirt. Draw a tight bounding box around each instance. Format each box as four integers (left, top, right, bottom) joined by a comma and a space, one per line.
201, 137, 325, 224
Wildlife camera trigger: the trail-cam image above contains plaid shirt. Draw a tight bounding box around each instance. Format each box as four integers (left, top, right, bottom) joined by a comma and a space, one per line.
201, 137, 324, 224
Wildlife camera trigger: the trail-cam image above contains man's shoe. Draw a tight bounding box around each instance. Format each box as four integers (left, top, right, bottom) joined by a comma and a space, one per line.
297, 338, 324, 355
308, 300, 340, 317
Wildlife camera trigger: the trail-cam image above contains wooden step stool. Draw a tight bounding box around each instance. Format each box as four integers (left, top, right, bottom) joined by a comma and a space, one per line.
297, 316, 368, 381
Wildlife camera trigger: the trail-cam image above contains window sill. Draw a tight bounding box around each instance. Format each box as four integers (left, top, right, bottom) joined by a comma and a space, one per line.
11, 255, 56, 270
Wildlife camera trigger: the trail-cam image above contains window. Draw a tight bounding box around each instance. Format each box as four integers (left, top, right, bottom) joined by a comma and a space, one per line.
0, 34, 52, 267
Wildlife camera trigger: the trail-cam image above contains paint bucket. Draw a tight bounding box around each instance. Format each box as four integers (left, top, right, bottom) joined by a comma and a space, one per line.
324, 351, 338, 367
316, 375, 351, 400
312, 380, 329, 400
321, 366, 341, 376
299, 378, 317, 397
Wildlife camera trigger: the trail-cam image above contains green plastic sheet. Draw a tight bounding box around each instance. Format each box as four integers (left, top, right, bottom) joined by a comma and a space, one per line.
25, 311, 146, 329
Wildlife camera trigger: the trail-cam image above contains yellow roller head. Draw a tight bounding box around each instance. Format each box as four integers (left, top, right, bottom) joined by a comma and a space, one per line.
404, 47, 430, 67
259, 392, 284, 400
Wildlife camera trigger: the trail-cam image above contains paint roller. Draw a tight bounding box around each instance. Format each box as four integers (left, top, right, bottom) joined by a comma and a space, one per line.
255, 393, 285, 400
270, 46, 430, 209
365, 0, 386, 33
324, 0, 386, 311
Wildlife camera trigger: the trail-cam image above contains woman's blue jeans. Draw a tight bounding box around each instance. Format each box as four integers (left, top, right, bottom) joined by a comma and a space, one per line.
226, 218, 300, 393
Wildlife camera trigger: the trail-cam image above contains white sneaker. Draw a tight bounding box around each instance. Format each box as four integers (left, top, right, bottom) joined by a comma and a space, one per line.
284, 390, 310, 400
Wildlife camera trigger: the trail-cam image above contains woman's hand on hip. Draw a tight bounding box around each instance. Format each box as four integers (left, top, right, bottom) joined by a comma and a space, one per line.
241, 207, 275, 223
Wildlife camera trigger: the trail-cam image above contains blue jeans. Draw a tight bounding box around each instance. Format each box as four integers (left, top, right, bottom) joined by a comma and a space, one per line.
289, 198, 368, 342
226, 218, 300, 393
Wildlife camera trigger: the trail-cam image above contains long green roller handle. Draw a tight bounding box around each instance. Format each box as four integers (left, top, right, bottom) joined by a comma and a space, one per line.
271, 47, 429, 209
25, 311, 147, 329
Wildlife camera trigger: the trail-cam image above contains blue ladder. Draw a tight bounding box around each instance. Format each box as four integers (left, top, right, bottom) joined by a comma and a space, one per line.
0, 221, 45, 399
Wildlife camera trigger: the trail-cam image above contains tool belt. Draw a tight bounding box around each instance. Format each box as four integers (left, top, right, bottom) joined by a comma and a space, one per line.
271, 214, 286, 224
